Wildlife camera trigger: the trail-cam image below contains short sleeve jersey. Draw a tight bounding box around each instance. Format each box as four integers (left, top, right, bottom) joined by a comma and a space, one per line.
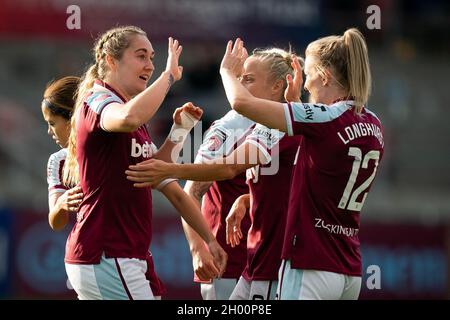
65, 80, 158, 264
194, 110, 254, 278
243, 124, 301, 281
47, 148, 68, 196
282, 100, 384, 276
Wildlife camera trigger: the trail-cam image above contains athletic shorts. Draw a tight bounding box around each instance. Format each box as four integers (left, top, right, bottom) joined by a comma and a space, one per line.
277, 260, 361, 300
66, 252, 163, 300
229, 276, 277, 300
200, 278, 238, 300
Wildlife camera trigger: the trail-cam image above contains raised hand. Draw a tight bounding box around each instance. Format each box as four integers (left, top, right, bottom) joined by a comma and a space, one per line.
125, 159, 171, 188
225, 195, 248, 247
165, 37, 183, 81
284, 55, 304, 103
173, 102, 203, 125
220, 38, 248, 78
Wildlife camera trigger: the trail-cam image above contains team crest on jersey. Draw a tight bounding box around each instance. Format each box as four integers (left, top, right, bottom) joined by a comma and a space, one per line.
207, 128, 228, 151
207, 136, 223, 151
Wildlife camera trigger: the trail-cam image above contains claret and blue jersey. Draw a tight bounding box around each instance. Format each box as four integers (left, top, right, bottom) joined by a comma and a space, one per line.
65, 80, 158, 265
281, 100, 384, 276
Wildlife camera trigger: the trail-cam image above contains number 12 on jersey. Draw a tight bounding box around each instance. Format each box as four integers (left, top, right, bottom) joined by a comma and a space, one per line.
338, 147, 380, 212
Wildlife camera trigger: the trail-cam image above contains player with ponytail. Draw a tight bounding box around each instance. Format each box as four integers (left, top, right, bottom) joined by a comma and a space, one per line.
219, 28, 383, 300
62, 26, 226, 300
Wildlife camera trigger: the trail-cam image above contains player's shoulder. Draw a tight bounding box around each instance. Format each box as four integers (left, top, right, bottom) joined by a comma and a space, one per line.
247, 123, 286, 153
214, 110, 254, 130
85, 89, 123, 114
251, 123, 284, 138
363, 107, 382, 125
48, 148, 67, 164
321, 100, 354, 119
289, 100, 353, 123
47, 149, 67, 182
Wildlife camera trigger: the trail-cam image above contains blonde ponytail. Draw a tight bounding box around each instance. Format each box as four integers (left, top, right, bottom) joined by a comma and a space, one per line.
306, 27, 372, 113
63, 25, 147, 186
343, 28, 371, 112
63, 64, 98, 186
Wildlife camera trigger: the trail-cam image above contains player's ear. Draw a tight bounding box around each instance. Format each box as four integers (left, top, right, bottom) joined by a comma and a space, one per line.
272, 78, 285, 96
321, 68, 333, 87
105, 54, 117, 72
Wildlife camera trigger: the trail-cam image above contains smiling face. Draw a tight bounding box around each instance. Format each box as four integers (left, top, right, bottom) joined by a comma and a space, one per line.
41, 104, 71, 148
240, 56, 276, 101
111, 34, 155, 98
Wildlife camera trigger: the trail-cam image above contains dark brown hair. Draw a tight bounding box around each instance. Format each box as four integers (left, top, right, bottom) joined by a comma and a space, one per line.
43, 76, 81, 120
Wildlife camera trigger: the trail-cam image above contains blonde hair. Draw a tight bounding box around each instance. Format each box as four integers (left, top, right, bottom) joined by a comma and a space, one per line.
306, 28, 371, 112
252, 47, 304, 101
63, 26, 146, 186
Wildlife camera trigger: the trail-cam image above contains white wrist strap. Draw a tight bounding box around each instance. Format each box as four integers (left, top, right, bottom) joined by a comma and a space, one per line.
168, 111, 199, 144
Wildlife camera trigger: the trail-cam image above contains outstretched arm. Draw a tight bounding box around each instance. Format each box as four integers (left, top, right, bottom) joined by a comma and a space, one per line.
126, 141, 266, 187
181, 180, 220, 281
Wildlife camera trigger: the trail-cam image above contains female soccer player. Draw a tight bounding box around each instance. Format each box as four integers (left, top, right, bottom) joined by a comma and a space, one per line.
219, 29, 384, 300
42, 76, 83, 231
41, 75, 177, 299
181, 105, 254, 299
62, 26, 226, 300
126, 48, 303, 300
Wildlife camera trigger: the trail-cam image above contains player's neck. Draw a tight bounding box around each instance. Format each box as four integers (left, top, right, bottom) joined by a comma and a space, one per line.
323, 86, 349, 105
103, 76, 131, 101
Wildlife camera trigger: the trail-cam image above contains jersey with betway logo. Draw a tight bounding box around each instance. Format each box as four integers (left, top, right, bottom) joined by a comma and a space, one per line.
66, 80, 155, 265
130, 138, 158, 158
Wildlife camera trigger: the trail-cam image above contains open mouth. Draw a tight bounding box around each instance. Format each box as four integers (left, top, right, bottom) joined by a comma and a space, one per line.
139, 75, 149, 81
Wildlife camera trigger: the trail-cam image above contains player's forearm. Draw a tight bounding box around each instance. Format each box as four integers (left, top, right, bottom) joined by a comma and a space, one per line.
181, 181, 212, 253
48, 197, 68, 231
170, 163, 242, 181
122, 71, 174, 130
181, 217, 209, 253
220, 69, 288, 132
163, 184, 215, 244
237, 193, 251, 209
154, 138, 179, 163
220, 69, 254, 111
173, 198, 215, 245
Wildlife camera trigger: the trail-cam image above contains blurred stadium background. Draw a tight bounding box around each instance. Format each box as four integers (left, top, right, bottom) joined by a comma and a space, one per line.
0, 0, 449, 299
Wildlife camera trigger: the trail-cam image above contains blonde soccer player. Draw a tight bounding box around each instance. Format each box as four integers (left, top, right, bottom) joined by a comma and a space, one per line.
62, 26, 227, 300
126, 47, 303, 300
41, 75, 172, 299
219, 30, 384, 300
